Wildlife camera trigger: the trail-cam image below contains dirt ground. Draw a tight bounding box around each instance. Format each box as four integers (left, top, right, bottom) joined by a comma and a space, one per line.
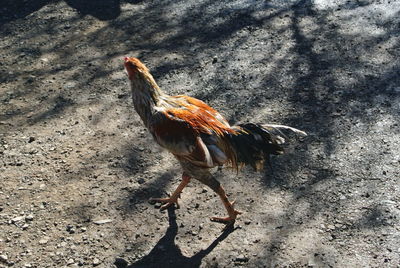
1, 0, 399, 267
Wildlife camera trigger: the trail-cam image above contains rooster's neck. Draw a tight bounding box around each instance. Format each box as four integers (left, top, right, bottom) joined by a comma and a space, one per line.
129, 74, 163, 127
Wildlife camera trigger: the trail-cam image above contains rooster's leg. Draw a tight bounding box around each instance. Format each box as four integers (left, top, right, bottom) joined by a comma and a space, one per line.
210, 185, 242, 226
150, 174, 191, 211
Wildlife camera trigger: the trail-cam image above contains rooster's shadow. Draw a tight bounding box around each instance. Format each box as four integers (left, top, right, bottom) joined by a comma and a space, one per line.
124, 208, 235, 268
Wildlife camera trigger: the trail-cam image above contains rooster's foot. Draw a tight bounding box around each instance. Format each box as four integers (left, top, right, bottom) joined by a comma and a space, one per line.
210, 206, 242, 229
150, 196, 180, 211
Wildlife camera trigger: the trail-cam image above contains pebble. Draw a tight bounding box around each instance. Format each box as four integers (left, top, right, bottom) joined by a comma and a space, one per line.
12, 216, 25, 223
93, 219, 113, 225
66, 225, 75, 234
0, 254, 8, 262
63, 82, 76, 89
235, 255, 249, 262
93, 258, 100, 266
39, 238, 49, 245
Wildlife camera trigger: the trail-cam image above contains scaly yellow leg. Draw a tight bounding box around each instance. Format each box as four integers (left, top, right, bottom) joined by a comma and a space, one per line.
150, 174, 191, 211
210, 186, 242, 226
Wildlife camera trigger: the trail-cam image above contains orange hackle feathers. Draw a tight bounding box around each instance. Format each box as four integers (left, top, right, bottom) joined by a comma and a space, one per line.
163, 103, 235, 136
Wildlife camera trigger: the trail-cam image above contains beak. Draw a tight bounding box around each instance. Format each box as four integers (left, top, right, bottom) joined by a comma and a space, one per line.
124, 57, 135, 80
124, 57, 131, 68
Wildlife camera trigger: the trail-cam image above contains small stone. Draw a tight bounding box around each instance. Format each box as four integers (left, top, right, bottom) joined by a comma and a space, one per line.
93, 258, 100, 266
63, 82, 76, 89
66, 225, 75, 233
235, 255, 249, 262
93, 219, 113, 225
12, 216, 25, 223
0, 254, 8, 262
191, 231, 197, 236
25, 214, 34, 221
67, 258, 75, 264
39, 238, 48, 244
28, 137, 35, 143
137, 178, 145, 184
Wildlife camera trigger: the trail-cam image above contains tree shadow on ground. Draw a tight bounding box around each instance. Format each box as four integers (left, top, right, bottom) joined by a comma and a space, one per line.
1, 0, 399, 266
124, 207, 235, 268
65, 0, 122, 20
0, 0, 135, 24
0, 0, 51, 26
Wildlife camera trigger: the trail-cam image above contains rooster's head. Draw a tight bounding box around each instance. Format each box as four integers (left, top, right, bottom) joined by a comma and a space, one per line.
124, 57, 150, 80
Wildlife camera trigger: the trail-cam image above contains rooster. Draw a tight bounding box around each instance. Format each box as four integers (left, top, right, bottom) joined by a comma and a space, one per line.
124, 57, 306, 227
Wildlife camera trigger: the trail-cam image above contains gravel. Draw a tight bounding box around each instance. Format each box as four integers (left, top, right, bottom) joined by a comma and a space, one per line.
1, 0, 399, 267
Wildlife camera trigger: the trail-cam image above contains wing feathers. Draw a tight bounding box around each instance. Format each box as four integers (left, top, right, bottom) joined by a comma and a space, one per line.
150, 98, 235, 168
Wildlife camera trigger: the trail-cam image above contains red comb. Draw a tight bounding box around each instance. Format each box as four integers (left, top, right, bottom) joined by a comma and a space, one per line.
124, 57, 129, 62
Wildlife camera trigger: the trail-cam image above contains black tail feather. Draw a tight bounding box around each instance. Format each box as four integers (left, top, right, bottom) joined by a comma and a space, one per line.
227, 123, 305, 171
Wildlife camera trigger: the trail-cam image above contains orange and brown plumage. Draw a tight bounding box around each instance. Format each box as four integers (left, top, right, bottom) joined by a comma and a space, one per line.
124, 57, 306, 227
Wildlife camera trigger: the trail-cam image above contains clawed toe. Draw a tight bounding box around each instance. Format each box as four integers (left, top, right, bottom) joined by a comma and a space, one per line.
210, 209, 241, 226
210, 216, 235, 224
210, 199, 242, 229
149, 197, 180, 210
210, 216, 237, 231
